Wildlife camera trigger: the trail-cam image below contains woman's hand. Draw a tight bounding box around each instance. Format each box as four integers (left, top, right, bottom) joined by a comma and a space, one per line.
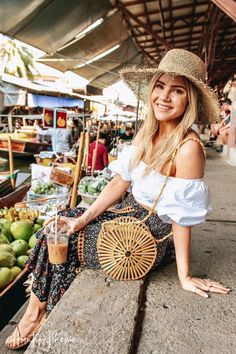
180, 276, 231, 298
44, 215, 86, 236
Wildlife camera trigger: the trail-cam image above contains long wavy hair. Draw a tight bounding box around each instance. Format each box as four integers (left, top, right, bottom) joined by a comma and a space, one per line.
129, 72, 199, 175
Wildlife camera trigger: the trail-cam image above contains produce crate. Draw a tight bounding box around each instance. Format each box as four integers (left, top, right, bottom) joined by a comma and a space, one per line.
50, 167, 74, 186
34, 154, 55, 166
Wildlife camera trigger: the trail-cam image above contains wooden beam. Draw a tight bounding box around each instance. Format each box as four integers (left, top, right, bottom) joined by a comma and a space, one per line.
117, 0, 172, 49
131, 11, 206, 29
167, 0, 175, 47
158, 0, 167, 42
136, 29, 202, 43
212, 0, 236, 22
203, 4, 225, 81
188, 0, 197, 50
124, 0, 208, 17
122, 0, 157, 6
117, 6, 155, 66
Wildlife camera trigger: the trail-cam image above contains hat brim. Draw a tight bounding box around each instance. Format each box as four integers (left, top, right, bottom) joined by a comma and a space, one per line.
120, 67, 220, 124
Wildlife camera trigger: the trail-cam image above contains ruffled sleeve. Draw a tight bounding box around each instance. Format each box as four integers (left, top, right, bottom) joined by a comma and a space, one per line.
108, 145, 135, 181
157, 179, 212, 226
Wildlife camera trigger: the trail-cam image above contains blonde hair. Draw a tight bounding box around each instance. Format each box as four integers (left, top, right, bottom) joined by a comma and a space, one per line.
130, 72, 199, 175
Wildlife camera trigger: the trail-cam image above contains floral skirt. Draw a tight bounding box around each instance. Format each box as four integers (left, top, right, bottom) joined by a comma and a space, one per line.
26, 194, 172, 314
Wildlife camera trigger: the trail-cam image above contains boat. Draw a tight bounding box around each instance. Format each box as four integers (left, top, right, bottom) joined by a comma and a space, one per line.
0, 171, 31, 208
0, 157, 8, 166
0, 134, 50, 156
0, 170, 19, 198
0, 268, 29, 331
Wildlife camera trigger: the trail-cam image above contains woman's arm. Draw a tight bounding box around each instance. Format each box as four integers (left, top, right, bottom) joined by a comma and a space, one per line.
45, 175, 130, 235
172, 139, 230, 296
173, 221, 230, 297
80, 175, 130, 227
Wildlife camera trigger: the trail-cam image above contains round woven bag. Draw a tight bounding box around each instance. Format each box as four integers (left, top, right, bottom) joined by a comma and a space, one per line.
97, 216, 157, 281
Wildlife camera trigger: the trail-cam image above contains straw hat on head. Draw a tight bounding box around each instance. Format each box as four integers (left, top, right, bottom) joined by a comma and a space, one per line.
120, 49, 220, 124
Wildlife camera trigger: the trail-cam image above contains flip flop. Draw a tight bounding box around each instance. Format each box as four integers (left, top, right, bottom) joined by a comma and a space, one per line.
5, 314, 46, 350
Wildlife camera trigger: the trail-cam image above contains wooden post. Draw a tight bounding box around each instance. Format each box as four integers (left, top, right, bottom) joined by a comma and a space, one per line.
70, 132, 85, 208
7, 136, 15, 189
82, 131, 90, 174
91, 121, 101, 176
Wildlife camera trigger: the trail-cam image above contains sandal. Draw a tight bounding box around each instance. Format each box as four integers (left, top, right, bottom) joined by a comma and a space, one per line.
5, 314, 46, 350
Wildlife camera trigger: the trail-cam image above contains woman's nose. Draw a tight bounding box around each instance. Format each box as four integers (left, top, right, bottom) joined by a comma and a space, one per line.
159, 88, 171, 100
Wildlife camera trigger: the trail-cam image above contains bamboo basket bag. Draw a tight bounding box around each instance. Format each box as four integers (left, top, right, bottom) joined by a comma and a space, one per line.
97, 138, 205, 281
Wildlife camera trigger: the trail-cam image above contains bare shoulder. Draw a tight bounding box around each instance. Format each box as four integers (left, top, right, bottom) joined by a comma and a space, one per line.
175, 133, 205, 179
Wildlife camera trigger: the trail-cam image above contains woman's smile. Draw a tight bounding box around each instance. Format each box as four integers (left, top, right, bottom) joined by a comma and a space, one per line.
151, 74, 188, 122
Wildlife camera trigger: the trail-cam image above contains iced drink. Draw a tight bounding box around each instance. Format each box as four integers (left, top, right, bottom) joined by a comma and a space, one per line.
47, 236, 68, 264
46, 220, 68, 264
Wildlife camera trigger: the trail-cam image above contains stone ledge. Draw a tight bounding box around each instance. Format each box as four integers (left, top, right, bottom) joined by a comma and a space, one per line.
25, 270, 143, 354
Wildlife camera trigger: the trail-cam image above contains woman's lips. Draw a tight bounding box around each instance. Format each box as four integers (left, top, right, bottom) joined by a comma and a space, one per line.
156, 103, 172, 111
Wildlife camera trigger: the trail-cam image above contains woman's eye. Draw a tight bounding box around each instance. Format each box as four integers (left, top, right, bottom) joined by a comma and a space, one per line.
173, 89, 184, 94
155, 84, 163, 89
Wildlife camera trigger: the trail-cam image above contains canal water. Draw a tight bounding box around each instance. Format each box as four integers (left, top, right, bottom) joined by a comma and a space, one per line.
0, 153, 35, 174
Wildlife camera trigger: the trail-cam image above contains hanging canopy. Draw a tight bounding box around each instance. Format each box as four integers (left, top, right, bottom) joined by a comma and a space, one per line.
0, 0, 235, 89
27, 93, 84, 108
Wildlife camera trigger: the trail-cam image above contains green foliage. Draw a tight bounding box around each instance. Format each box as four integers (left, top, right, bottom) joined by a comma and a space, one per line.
2, 39, 39, 79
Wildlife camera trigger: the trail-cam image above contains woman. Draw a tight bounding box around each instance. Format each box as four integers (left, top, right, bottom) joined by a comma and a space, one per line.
6, 49, 230, 349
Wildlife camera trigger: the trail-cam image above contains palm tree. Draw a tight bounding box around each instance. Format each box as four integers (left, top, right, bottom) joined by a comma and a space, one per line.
1, 38, 38, 80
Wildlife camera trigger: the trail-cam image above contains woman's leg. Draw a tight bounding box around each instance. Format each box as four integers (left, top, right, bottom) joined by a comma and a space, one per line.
6, 292, 46, 349
15, 292, 46, 337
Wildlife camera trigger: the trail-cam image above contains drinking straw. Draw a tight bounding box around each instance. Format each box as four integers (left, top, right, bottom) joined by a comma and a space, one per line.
55, 207, 58, 244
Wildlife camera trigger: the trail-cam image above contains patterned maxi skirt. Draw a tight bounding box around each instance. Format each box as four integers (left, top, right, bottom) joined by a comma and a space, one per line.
26, 194, 172, 314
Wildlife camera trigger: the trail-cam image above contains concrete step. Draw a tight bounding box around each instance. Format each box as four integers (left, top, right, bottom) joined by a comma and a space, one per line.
25, 270, 143, 354
137, 222, 236, 354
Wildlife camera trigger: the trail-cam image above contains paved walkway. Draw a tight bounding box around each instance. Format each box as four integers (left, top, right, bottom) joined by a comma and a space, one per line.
0, 149, 235, 354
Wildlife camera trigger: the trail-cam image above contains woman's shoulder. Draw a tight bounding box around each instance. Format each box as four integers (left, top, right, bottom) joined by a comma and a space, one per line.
175, 131, 205, 179
179, 131, 203, 155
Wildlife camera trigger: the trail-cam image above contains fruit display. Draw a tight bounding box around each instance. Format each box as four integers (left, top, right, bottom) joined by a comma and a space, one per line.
31, 181, 57, 195
0, 207, 40, 222
28, 181, 70, 215
78, 170, 112, 205
0, 209, 44, 291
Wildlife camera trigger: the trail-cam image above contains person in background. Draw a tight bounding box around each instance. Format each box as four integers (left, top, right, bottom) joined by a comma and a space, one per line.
119, 126, 134, 142
224, 75, 236, 102
100, 122, 113, 152
34, 120, 72, 153
218, 98, 232, 147
88, 131, 109, 171
14, 119, 22, 132
67, 118, 81, 144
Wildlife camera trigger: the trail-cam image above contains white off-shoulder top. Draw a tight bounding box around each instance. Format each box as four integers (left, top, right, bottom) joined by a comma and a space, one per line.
108, 145, 212, 227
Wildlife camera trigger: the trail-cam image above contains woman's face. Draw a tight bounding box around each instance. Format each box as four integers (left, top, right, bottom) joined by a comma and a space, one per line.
151, 74, 189, 124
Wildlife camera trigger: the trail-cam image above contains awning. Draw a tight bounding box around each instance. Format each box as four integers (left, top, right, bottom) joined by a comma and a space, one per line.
27, 93, 84, 108
0, 0, 235, 88
0, 82, 27, 107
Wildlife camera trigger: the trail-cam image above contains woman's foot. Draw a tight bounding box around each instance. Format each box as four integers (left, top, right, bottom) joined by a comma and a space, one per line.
5, 311, 46, 350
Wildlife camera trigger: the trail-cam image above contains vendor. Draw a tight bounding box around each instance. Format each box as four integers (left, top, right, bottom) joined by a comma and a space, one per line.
88, 132, 109, 171
34, 121, 72, 153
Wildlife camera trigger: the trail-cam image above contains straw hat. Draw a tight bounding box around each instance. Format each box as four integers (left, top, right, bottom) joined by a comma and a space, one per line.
120, 49, 220, 123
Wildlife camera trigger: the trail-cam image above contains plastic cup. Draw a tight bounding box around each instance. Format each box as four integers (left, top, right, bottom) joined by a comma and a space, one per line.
45, 220, 68, 265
